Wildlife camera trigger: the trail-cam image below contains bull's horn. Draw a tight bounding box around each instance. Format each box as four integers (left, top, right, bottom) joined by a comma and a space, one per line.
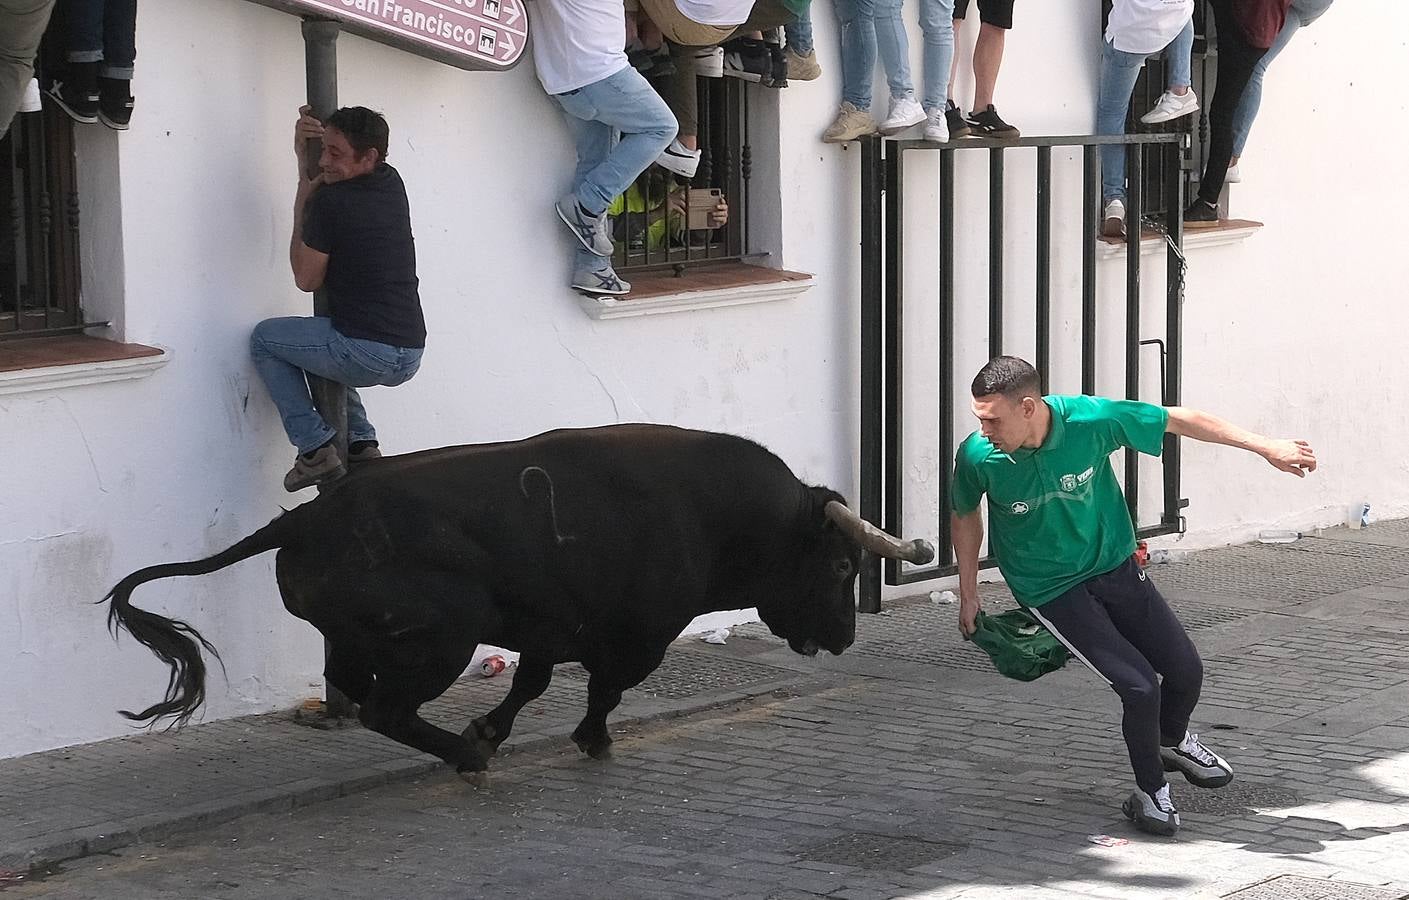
824, 501, 936, 565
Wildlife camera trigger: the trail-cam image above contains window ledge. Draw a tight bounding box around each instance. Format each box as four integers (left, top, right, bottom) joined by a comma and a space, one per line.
0, 336, 169, 396
1098, 218, 1263, 259
578, 262, 814, 320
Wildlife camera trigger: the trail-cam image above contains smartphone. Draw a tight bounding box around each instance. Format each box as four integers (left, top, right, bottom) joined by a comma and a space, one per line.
686, 188, 724, 230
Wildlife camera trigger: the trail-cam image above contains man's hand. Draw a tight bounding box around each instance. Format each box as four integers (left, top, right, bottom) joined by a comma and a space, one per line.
959, 593, 981, 638
708, 198, 729, 229
1261, 438, 1317, 477
294, 104, 324, 172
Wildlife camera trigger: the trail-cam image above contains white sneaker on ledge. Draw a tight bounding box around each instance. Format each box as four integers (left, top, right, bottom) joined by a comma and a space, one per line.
1140, 89, 1199, 124
878, 96, 925, 136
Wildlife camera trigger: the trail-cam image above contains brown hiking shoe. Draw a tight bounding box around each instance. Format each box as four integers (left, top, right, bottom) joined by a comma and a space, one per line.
283, 444, 346, 492
347, 441, 382, 464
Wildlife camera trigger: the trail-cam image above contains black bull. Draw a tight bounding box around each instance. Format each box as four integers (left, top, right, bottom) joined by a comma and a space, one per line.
105, 424, 933, 779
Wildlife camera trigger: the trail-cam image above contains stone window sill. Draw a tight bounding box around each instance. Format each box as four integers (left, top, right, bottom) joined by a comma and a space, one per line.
0, 336, 169, 396
1097, 218, 1263, 259
578, 262, 814, 320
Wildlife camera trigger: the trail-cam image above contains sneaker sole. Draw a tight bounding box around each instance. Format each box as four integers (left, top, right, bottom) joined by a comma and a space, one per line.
284, 463, 348, 492
573, 285, 630, 297
99, 112, 131, 131
45, 90, 98, 125
1162, 759, 1234, 788
556, 202, 611, 256
1121, 796, 1180, 836
878, 114, 926, 136
656, 154, 699, 179
1140, 105, 1199, 125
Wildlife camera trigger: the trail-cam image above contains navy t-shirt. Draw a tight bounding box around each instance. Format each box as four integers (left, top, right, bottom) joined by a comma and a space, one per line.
302, 163, 425, 349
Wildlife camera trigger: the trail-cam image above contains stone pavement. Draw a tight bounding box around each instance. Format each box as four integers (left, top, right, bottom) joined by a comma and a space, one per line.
5, 521, 1409, 899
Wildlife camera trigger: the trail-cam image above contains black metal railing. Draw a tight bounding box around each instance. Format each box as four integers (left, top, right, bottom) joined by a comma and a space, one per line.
858, 132, 1189, 612
2, 106, 85, 341
612, 77, 749, 274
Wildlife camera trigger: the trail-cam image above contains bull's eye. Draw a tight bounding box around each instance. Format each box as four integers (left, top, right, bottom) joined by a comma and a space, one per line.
833, 559, 854, 578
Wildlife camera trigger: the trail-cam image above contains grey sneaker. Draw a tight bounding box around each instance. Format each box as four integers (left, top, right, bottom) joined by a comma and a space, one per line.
1161, 733, 1234, 788
1122, 784, 1180, 836
556, 194, 612, 256
284, 444, 347, 492
572, 264, 630, 296
784, 47, 820, 81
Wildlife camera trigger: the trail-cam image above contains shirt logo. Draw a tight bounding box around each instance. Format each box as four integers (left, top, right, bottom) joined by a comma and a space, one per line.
1010, 501, 1030, 515
1060, 474, 1077, 492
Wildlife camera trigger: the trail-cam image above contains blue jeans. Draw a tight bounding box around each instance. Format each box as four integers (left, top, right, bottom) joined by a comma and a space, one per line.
60, 0, 137, 78
250, 316, 422, 454
553, 64, 677, 219
1230, 0, 1332, 156
785, 4, 814, 55
1165, 18, 1193, 89
834, 0, 915, 111
916, 0, 954, 113
1095, 22, 1192, 204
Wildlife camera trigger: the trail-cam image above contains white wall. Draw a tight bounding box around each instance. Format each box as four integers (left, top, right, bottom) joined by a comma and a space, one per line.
1, 0, 1403, 758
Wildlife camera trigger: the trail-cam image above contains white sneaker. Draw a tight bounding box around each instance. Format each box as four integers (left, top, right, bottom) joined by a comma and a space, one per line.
878, 96, 925, 136
1161, 732, 1234, 788
1123, 784, 1181, 836
693, 46, 724, 79
19, 77, 42, 114
657, 139, 701, 178
822, 102, 878, 143
1140, 89, 1199, 124
1102, 198, 1126, 238
922, 107, 949, 143
1225, 162, 1241, 183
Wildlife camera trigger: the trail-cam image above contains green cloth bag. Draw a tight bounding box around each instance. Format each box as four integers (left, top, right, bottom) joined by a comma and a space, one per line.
969, 608, 1071, 682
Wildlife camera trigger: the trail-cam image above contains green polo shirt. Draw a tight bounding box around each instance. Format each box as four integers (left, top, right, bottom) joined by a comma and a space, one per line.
952, 395, 1169, 607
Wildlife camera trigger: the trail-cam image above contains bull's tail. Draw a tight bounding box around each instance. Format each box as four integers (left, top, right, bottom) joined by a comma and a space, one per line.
103, 511, 299, 727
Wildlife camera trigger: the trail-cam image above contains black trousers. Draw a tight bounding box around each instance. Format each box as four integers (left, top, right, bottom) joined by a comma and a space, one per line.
1199, 0, 1271, 205
1029, 558, 1204, 794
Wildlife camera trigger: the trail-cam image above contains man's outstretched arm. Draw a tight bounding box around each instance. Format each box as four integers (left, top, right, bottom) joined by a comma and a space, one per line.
1165, 407, 1317, 477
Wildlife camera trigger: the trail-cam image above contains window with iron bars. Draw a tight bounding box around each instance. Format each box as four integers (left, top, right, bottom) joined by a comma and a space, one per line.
611, 76, 749, 275
2, 107, 83, 341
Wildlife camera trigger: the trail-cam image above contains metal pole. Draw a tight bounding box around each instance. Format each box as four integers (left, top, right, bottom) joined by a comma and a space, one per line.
859, 135, 884, 614
1081, 145, 1098, 395
301, 17, 354, 719
883, 140, 903, 592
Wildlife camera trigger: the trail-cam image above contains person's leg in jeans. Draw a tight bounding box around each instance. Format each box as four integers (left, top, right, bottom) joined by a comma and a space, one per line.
0, 0, 55, 137
785, 4, 814, 55
556, 66, 677, 217
1194, 0, 1266, 210
249, 316, 421, 454
1096, 39, 1148, 206
1164, 18, 1193, 93
1230, 13, 1301, 161
917, 0, 955, 115
834, 0, 878, 112
871, 0, 915, 104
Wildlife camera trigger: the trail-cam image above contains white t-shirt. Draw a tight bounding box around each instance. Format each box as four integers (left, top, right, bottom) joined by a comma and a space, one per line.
1106, 0, 1194, 55
674, 0, 754, 26
529, 0, 629, 95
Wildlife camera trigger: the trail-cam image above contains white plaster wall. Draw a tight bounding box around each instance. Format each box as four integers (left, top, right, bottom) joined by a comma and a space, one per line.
1, 0, 1403, 758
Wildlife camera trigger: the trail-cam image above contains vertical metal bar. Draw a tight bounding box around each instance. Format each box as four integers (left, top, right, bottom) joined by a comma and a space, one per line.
1035, 146, 1052, 392
6, 124, 23, 332
883, 140, 904, 589
987, 148, 1003, 355
302, 17, 354, 720
937, 148, 956, 567
859, 134, 884, 614
1163, 138, 1185, 528
1081, 144, 1098, 394
1124, 143, 1143, 522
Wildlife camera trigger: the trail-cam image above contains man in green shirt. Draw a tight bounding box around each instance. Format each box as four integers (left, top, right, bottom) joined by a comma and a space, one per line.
952, 356, 1316, 836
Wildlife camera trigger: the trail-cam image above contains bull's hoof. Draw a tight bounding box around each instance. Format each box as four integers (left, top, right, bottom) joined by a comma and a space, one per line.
457, 768, 491, 788
461, 717, 503, 758
571, 730, 613, 760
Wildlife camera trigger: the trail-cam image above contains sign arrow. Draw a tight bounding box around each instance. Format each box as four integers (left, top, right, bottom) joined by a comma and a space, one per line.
499, 32, 517, 59
502, 0, 521, 26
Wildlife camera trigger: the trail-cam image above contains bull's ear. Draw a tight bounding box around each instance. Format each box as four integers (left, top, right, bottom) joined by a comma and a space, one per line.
807, 485, 849, 519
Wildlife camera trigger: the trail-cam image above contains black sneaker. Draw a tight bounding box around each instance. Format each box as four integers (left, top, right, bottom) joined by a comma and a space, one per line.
1122, 784, 1181, 836
98, 77, 134, 130
1183, 198, 1220, 226
762, 43, 788, 89
965, 104, 1020, 139
945, 100, 972, 139
45, 63, 99, 125
722, 38, 770, 83
1160, 733, 1234, 788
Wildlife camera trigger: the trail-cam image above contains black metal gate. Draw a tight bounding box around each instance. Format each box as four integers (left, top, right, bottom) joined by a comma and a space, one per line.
858, 132, 1190, 613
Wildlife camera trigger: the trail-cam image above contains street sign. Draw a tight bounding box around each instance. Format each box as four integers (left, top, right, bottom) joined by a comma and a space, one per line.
247, 0, 527, 71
